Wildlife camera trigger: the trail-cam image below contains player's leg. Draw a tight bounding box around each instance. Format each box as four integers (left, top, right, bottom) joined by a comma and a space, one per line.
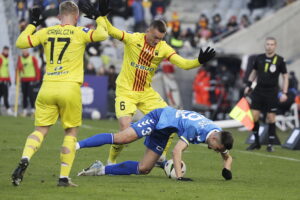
108, 93, 137, 164
139, 88, 169, 161
11, 83, 58, 186
11, 126, 50, 186
266, 112, 276, 152
21, 82, 28, 115
78, 148, 160, 176
57, 82, 82, 187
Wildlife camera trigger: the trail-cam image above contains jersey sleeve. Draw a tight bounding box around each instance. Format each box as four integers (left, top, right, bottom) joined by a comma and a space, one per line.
103, 16, 133, 43
180, 126, 198, 145
280, 58, 287, 74
252, 56, 259, 70
164, 43, 200, 70
79, 17, 108, 43
16, 24, 44, 48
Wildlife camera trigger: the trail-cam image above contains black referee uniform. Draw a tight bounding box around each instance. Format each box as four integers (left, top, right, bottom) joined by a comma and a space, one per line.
247, 53, 287, 151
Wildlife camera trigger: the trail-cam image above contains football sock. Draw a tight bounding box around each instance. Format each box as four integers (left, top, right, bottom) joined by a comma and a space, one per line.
105, 161, 139, 175
107, 144, 125, 164
60, 135, 77, 178
161, 133, 176, 158
21, 131, 44, 160
253, 121, 260, 145
77, 133, 113, 149
268, 123, 276, 145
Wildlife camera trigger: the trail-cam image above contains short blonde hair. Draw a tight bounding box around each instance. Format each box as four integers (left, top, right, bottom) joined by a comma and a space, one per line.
59, 1, 79, 16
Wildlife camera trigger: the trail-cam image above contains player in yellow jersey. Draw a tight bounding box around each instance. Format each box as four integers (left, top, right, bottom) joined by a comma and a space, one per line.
11, 0, 109, 187
82, 2, 215, 165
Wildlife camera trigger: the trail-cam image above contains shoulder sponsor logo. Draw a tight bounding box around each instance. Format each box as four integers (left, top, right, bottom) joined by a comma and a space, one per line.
82, 27, 90, 33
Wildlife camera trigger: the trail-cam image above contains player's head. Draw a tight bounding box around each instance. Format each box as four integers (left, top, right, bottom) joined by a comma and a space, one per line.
207, 130, 233, 153
265, 36, 277, 56
146, 20, 167, 47
2, 46, 9, 57
59, 1, 79, 24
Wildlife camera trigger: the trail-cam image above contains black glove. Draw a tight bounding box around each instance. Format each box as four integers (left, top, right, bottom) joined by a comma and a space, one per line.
177, 177, 193, 181
222, 168, 232, 180
29, 7, 43, 27
198, 47, 216, 64
79, 0, 112, 20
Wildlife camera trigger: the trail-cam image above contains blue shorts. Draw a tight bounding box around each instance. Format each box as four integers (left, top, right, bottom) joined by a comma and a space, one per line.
131, 108, 177, 155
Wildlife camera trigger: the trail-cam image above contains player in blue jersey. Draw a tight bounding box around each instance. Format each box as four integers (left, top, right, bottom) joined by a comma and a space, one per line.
76, 106, 234, 181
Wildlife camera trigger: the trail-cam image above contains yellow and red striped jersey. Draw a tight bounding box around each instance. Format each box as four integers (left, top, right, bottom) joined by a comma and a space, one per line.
104, 17, 201, 91
16, 17, 108, 84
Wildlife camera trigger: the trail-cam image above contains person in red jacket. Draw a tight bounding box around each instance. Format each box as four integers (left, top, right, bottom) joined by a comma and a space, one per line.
16, 49, 40, 116
0, 46, 13, 115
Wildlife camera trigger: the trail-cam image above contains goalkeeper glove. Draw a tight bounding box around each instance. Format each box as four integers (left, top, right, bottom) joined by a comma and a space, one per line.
29, 7, 43, 27
177, 177, 193, 181
79, 0, 112, 20
222, 168, 232, 180
198, 47, 216, 64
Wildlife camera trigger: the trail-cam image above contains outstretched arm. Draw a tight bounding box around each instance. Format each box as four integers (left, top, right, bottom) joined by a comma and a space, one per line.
220, 151, 233, 180
168, 46, 216, 70
103, 16, 127, 41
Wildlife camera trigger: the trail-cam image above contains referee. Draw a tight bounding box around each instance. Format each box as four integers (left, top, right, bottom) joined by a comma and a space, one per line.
244, 37, 288, 152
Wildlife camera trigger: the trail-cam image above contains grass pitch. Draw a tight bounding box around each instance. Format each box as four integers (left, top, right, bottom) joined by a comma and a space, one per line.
0, 115, 299, 200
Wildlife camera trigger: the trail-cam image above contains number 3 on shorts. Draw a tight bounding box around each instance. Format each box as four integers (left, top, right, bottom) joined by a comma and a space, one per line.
120, 101, 125, 111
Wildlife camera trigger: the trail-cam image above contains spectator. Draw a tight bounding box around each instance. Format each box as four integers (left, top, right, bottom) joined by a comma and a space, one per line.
132, 0, 147, 32
211, 14, 225, 38
106, 65, 118, 118
0, 46, 13, 115
239, 15, 251, 29
16, 49, 40, 117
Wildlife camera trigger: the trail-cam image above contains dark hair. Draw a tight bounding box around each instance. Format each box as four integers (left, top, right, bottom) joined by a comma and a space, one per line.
220, 131, 234, 150
3, 46, 9, 50
149, 20, 167, 33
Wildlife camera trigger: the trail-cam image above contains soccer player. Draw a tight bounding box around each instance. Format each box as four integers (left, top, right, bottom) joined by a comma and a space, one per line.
11, 0, 109, 187
79, 0, 216, 165
245, 37, 288, 152
76, 106, 234, 181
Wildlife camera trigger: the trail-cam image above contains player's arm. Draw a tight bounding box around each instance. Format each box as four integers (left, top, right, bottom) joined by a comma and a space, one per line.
89, 17, 108, 42
220, 151, 233, 180
244, 69, 257, 95
103, 16, 127, 41
167, 46, 216, 70
16, 7, 44, 49
16, 25, 41, 48
172, 139, 188, 178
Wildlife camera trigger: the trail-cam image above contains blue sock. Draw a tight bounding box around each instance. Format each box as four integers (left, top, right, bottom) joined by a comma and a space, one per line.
78, 133, 113, 148
105, 161, 139, 175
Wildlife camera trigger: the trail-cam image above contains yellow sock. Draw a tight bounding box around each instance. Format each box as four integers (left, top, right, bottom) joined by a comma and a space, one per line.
22, 131, 44, 160
107, 144, 124, 164
60, 135, 77, 178
162, 133, 176, 158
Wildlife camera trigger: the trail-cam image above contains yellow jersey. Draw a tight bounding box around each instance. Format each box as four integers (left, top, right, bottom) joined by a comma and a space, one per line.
16, 17, 108, 84
104, 17, 200, 91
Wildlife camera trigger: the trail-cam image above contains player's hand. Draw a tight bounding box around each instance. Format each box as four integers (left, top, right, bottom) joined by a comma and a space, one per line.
177, 177, 193, 181
222, 168, 232, 180
79, 0, 111, 20
279, 93, 288, 103
29, 7, 43, 27
99, 0, 112, 16
198, 47, 216, 64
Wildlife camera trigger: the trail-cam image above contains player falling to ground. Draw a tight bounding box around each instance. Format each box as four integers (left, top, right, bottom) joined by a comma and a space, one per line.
245, 37, 288, 152
77, 106, 233, 181
11, 0, 109, 187
79, 0, 216, 165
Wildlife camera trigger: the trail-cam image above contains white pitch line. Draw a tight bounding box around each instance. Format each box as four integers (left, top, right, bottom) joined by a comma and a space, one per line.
236, 150, 300, 162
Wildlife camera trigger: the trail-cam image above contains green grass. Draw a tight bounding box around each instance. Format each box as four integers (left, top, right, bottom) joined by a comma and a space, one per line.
0, 115, 300, 200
